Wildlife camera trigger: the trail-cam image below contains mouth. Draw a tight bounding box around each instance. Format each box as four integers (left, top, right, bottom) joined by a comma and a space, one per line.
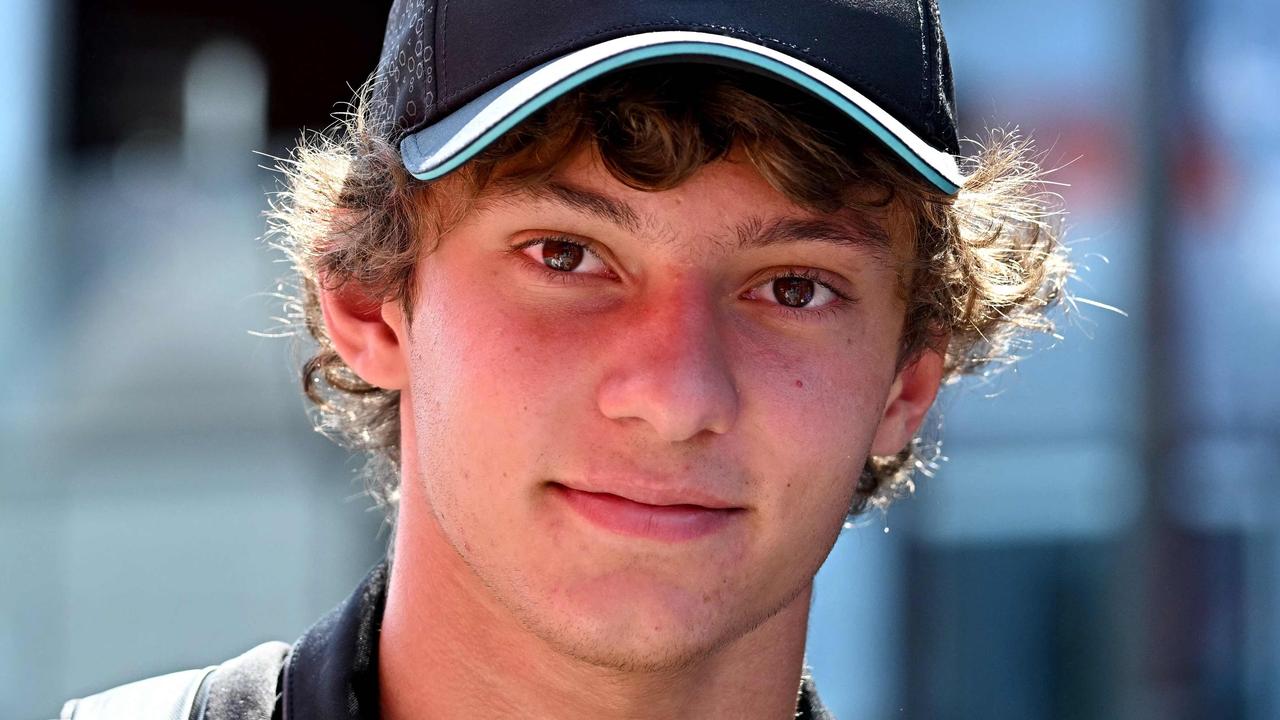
549, 482, 745, 542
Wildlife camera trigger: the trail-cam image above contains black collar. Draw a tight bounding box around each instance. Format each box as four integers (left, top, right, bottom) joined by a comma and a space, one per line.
282, 561, 388, 720
281, 560, 833, 719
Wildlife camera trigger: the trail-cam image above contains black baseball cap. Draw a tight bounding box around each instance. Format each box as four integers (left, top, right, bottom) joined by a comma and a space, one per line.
370, 0, 964, 194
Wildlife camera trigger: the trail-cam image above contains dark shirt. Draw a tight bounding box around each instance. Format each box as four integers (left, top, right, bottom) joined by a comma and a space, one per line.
279, 561, 835, 719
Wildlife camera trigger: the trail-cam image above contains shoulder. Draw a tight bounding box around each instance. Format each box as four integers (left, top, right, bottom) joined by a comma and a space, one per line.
57, 667, 215, 720
57, 641, 290, 720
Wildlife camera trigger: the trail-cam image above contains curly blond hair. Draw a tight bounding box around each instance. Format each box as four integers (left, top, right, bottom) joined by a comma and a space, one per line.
267, 66, 1071, 526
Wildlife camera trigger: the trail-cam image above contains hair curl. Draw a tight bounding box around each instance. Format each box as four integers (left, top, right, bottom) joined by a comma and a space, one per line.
266, 66, 1071, 529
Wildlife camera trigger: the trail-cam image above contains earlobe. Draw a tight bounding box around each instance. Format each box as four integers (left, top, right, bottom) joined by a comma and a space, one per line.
316, 276, 410, 390
869, 349, 945, 457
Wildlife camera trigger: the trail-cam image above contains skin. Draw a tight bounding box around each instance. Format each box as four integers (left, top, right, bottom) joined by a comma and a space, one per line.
319, 145, 944, 719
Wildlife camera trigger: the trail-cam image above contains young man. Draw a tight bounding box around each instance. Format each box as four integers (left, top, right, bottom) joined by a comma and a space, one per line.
58, 0, 1069, 718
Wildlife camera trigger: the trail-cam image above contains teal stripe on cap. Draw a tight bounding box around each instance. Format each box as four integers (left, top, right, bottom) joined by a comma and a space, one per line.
405, 41, 962, 194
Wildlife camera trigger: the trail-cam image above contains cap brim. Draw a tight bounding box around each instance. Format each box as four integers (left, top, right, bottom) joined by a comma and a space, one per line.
400, 30, 964, 194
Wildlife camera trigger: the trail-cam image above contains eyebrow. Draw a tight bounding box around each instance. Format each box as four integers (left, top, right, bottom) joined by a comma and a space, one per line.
510, 180, 893, 260
734, 215, 895, 261
519, 181, 644, 233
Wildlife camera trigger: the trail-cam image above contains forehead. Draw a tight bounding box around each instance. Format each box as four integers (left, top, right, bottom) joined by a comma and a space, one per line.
476, 145, 908, 268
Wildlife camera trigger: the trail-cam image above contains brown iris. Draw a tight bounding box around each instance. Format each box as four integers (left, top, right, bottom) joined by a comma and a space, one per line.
542, 240, 585, 271
773, 277, 816, 307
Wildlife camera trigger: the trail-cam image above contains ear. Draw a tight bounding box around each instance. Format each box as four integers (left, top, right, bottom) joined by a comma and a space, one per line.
869, 349, 945, 456
316, 276, 410, 391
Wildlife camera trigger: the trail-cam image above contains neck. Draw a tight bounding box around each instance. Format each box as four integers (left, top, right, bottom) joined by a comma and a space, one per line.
378, 466, 813, 720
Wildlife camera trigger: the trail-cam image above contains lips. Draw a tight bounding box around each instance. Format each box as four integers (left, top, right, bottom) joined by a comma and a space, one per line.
550, 482, 744, 542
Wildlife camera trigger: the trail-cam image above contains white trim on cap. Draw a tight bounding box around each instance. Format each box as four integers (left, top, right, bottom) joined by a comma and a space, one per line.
401, 30, 964, 193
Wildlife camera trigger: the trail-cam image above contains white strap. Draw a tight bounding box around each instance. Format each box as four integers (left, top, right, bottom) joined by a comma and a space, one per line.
60, 666, 216, 720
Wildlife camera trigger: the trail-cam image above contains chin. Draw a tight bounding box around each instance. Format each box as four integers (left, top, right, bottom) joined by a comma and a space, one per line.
551, 633, 720, 674
508, 567, 793, 674
530, 606, 729, 674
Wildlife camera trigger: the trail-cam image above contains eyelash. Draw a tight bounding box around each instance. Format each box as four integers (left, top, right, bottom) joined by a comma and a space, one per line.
756, 267, 855, 322
510, 235, 614, 286
510, 235, 856, 321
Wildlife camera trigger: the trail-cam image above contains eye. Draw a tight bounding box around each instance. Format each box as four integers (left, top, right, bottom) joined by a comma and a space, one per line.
749, 270, 848, 312
518, 236, 609, 275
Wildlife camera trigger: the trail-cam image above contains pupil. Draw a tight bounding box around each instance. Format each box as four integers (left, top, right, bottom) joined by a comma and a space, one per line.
542, 240, 584, 271
774, 277, 815, 307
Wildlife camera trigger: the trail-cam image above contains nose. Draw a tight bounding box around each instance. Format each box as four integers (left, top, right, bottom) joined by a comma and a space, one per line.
595, 280, 740, 443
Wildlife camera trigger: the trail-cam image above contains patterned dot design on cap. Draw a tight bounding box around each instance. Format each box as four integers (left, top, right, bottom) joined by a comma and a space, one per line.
373, 0, 437, 130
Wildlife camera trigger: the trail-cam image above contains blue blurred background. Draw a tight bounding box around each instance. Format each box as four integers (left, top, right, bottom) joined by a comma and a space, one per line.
2, 1, 1277, 718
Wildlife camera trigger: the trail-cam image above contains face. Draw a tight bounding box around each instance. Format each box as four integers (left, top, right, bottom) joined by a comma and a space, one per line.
398, 145, 918, 671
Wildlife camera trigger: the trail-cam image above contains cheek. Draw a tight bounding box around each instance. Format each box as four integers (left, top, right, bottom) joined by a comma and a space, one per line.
734, 326, 894, 514
406, 257, 598, 495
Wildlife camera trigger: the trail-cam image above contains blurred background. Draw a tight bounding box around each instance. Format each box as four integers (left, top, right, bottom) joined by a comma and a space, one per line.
1, 0, 1276, 718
